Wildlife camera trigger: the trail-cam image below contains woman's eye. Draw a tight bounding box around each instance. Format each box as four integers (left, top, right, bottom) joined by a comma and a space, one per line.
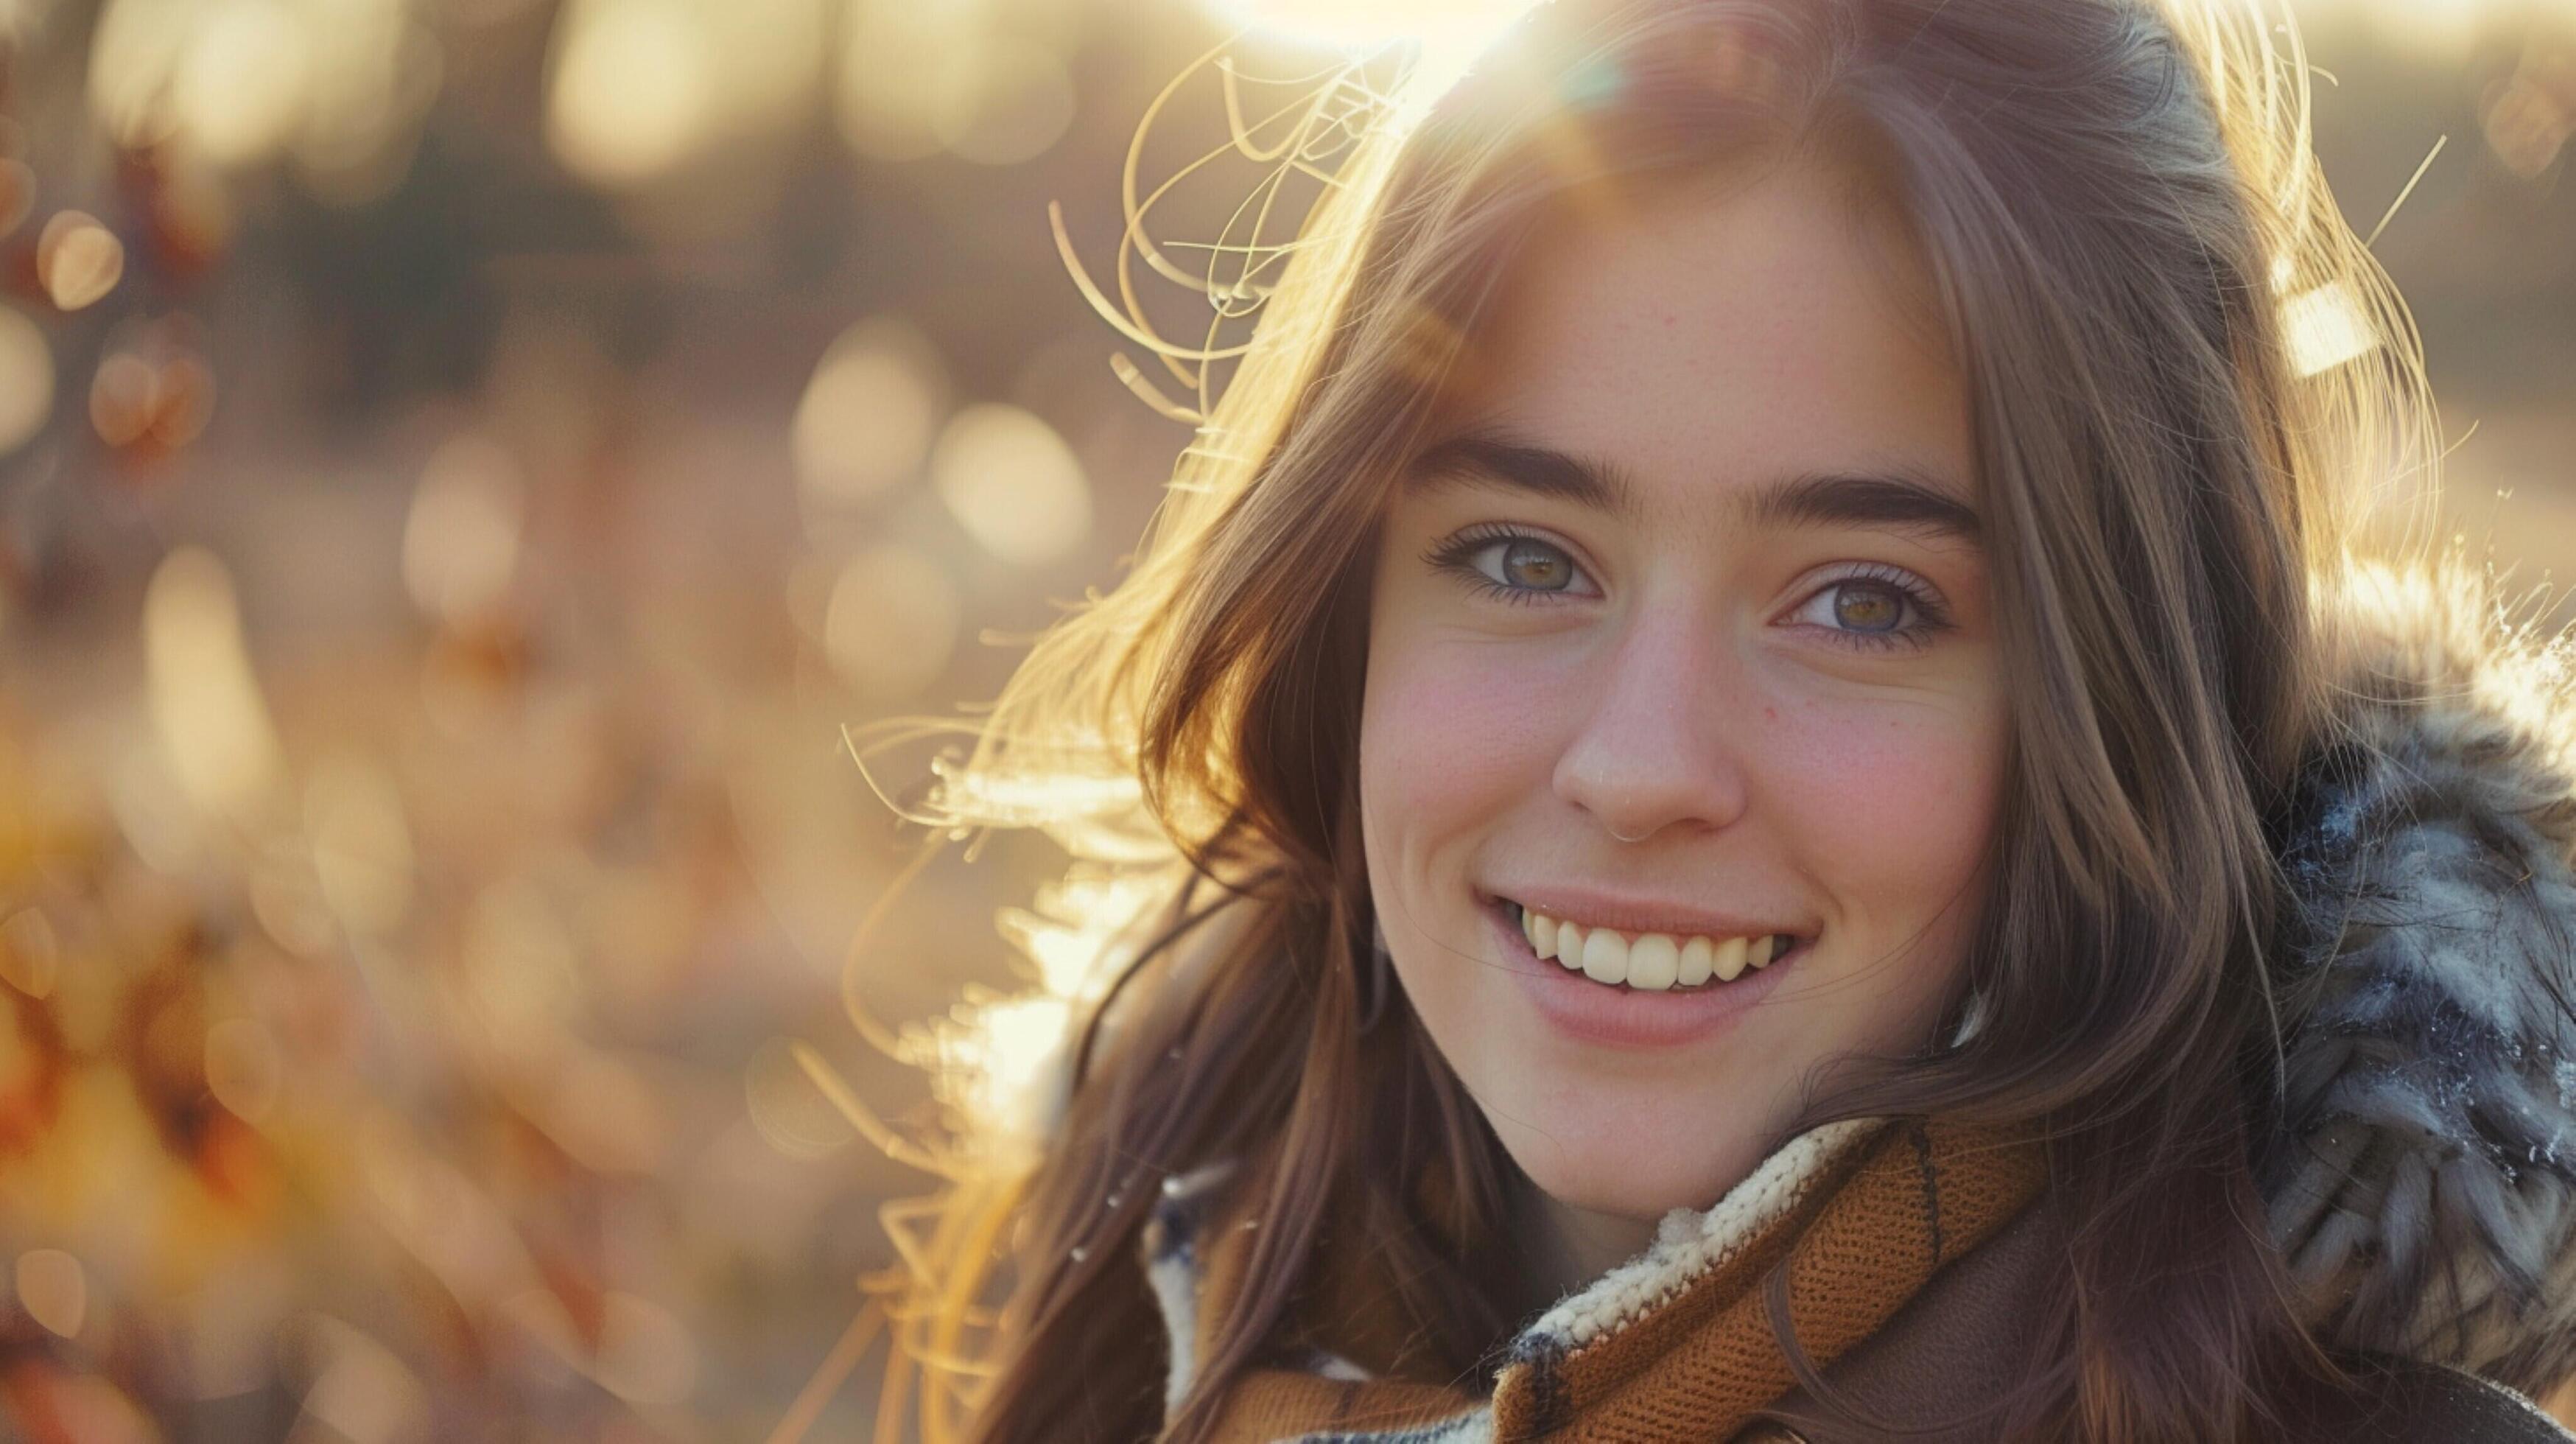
1825, 581, 1907, 631
1423, 528, 1595, 603
1784, 573, 1948, 649
1492, 537, 1576, 592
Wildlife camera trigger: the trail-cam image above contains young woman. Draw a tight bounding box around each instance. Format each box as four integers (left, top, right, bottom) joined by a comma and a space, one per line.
865, 0, 2576, 1437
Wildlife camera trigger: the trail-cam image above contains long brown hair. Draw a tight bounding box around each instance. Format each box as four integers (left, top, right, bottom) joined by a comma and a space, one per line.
852, 1, 2446, 1438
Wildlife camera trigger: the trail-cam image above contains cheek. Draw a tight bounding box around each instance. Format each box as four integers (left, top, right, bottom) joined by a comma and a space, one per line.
1359, 629, 1565, 844
1758, 693, 2005, 925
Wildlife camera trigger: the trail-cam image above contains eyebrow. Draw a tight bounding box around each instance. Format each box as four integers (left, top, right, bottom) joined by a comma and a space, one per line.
1404, 432, 1982, 543
1407, 435, 1644, 516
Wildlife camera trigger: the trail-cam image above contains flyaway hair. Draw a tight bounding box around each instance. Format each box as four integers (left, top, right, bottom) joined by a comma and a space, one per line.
815, 3, 2565, 1441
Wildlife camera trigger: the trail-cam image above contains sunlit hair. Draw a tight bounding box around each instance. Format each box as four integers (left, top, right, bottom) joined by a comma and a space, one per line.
837, 1, 2450, 1439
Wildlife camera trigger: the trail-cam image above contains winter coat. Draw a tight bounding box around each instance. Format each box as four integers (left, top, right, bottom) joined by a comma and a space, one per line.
1129, 561, 2576, 1442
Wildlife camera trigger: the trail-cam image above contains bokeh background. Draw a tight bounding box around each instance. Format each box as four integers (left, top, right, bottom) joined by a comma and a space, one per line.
0, 0, 2570, 1439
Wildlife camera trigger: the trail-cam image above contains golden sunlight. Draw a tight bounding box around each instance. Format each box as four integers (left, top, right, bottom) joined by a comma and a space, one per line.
793, 318, 947, 511
929, 404, 1092, 564
0, 308, 52, 456
824, 544, 961, 701
401, 434, 526, 627
2284, 279, 2379, 377
35, 212, 123, 312
143, 547, 284, 820
2320, 0, 2510, 53
1202, 0, 1544, 56
544, 0, 715, 186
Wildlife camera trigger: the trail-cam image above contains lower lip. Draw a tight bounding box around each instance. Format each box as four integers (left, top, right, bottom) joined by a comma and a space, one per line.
1487, 897, 1799, 1050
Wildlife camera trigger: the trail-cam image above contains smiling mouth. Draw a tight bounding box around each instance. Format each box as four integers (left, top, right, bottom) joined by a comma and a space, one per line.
1494, 895, 1811, 993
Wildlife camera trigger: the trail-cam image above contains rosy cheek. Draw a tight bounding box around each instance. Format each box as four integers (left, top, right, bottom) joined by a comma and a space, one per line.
1362, 638, 1564, 846
1755, 695, 2002, 908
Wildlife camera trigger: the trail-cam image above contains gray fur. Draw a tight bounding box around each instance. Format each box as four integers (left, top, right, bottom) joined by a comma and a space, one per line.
2262, 563, 2576, 1397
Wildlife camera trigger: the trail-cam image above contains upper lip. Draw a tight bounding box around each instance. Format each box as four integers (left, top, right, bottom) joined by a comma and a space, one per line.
1482, 885, 1804, 941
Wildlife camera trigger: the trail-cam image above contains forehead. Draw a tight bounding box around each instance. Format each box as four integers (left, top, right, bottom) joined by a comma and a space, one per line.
1427, 154, 1970, 530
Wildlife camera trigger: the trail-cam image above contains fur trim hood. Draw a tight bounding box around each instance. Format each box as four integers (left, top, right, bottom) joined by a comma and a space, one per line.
2259, 560, 2576, 1395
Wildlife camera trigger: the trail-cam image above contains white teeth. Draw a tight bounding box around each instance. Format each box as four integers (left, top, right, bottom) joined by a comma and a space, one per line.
1626, 933, 1680, 991
1580, 928, 1628, 986
1510, 901, 1792, 992
1676, 936, 1713, 987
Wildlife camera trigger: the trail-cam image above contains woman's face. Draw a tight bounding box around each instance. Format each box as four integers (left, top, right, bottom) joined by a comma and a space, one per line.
1359, 155, 2006, 1226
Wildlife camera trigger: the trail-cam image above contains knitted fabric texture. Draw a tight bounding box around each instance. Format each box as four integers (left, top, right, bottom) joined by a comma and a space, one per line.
1148, 1113, 2049, 1443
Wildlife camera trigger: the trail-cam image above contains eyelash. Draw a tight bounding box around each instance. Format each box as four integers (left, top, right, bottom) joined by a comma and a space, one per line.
1419, 525, 1954, 653
1420, 523, 1594, 609
1794, 561, 1954, 653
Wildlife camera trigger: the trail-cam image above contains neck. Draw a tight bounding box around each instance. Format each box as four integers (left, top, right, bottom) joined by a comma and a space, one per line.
1500, 1169, 1660, 1322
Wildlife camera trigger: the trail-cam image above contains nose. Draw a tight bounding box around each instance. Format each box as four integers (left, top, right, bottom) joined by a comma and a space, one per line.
1551, 603, 1752, 844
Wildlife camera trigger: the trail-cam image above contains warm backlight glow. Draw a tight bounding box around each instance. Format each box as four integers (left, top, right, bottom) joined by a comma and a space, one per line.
0, 910, 59, 1000
2284, 280, 2379, 378
87, 0, 429, 183
0, 307, 53, 456
793, 317, 946, 508
547, 0, 827, 185
835, 6, 1075, 166
1190, 0, 1551, 147
14, 1250, 86, 1339
402, 433, 525, 625
1204, 0, 1543, 57
930, 403, 1092, 565
36, 212, 124, 312
175, 0, 316, 164
144, 547, 284, 819
546, 0, 715, 185
824, 544, 961, 701
2330, 0, 2489, 52
306, 755, 416, 938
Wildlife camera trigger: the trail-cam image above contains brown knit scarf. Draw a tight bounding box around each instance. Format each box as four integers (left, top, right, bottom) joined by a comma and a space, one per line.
1167, 1115, 2050, 1442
